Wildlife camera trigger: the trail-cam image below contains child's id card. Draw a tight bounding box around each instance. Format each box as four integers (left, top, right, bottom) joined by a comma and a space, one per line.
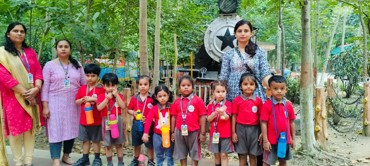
105, 120, 110, 130
63, 79, 70, 88
181, 124, 188, 136
27, 73, 34, 83
212, 132, 220, 144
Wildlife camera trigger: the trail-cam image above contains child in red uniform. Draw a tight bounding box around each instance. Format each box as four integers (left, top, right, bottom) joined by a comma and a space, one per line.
232, 73, 263, 166
97, 73, 126, 166
260, 75, 296, 166
171, 75, 207, 166
142, 85, 174, 166
74, 64, 105, 165
127, 75, 155, 166
207, 80, 233, 166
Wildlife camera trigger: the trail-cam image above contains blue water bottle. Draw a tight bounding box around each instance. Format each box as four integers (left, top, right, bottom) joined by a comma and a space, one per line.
277, 132, 287, 158
135, 110, 144, 132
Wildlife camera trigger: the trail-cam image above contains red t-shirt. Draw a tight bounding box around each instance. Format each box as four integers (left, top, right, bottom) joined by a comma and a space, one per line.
207, 100, 232, 138
75, 85, 105, 126
144, 104, 172, 135
96, 93, 125, 117
260, 99, 296, 144
171, 95, 207, 132
232, 95, 263, 125
127, 93, 154, 118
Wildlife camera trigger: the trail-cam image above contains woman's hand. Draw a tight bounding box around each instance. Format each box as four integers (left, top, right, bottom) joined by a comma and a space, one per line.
24, 87, 39, 100
199, 133, 206, 142
43, 107, 50, 119
171, 133, 175, 142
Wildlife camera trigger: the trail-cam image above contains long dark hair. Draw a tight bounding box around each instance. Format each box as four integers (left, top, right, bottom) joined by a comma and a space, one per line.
234, 20, 258, 57
3, 22, 29, 56
55, 39, 81, 69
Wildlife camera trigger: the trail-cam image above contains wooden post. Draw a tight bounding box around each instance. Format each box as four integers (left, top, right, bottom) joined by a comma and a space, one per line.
314, 87, 327, 148
123, 88, 132, 146
364, 82, 370, 136
327, 78, 334, 114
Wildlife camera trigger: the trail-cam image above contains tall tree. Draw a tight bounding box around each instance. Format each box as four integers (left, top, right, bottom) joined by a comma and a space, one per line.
153, 0, 162, 88
300, 0, 315, 152
139, 0, 149, 75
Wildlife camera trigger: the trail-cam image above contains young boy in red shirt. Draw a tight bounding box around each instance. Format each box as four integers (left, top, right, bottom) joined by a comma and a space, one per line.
74, 64, 105, 165
260, 75, 296, 166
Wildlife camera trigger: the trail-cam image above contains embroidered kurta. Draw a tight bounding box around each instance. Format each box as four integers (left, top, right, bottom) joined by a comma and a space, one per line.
0, 48, 43, 137
219, 47, 270, 101
41, 60, 86, 143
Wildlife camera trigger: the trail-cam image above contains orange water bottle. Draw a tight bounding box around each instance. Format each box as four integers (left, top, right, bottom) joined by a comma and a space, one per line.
160, 124, 171, 148
84, 102, 94, 124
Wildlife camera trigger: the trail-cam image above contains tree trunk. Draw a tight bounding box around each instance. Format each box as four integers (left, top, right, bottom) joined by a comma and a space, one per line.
359, 4, 370, 136
172, 33, 178, 96
279, 0, 286, 71
38, 12, 51, 60
153, 0, 162, 88
313, 0, 320, 85
314, 88, 327, 149
113, 1, 130, 73
318, 14, 340, 86
277, 0, 282, 72
139, 0, 149, 75
300, 0, 316, 152
276, 25, 281, 72
341, 13, 347, 52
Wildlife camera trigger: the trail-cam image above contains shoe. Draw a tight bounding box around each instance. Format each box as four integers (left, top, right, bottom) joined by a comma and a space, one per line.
62, 155, 74, 165
107, 163, 114, 166
72, 157, 90, 166
91, 158, 102, 166
117, 162, 125, 166
128, 159, 138, 166
147, 160, 155, 166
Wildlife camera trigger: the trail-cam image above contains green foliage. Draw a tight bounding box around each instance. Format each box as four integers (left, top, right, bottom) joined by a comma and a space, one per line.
286, 77, 300, 104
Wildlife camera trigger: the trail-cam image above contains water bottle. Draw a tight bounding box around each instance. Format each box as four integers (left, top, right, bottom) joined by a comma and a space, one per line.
136, 109, 144, 132
109, 114, 119, 139
160, 124, 171, 148
84, 102, 94, 125
277, 132, 287, 158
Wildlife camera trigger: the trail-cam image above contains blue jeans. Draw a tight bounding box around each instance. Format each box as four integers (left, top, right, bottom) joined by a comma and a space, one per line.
153, 133, 174, 166
49, 139, 75, 159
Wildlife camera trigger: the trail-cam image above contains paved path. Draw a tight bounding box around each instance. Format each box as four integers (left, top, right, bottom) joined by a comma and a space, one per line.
6, 146, 239, 166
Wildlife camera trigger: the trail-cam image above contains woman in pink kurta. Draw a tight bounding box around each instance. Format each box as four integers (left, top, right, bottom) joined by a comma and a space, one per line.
0, 22, 43, 166
41, 39, 86, 166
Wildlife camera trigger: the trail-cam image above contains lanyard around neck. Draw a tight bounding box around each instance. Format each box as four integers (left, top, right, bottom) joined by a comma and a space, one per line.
180, 95, 193, 124
86, 85, 96, 96
59, 59, 69, 80
137, 94, 148, 115
211, 100, 224, 132
19, 51, 30, 72
271, 98, 289, 138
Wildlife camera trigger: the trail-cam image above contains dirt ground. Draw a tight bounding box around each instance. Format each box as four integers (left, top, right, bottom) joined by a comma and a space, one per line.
33, 119, 370, 166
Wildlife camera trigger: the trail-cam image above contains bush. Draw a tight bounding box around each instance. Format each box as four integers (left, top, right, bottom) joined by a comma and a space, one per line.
286, 77, 300, 104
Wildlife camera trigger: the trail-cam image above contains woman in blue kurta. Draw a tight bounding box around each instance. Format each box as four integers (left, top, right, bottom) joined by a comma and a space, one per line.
219, 20, 271, 102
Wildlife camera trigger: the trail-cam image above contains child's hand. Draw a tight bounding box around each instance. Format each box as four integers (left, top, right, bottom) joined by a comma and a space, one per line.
232, 132, 238, 143
258, 133, 263, 145
171, 133, 175, 142
106, 93, 113, 100
199, 133, 206, 142
112, 89, 118, 97
84, 96, 95, 102
263, 141, 272, 152
290, 139, 295, 149
142, 133, 149, 143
